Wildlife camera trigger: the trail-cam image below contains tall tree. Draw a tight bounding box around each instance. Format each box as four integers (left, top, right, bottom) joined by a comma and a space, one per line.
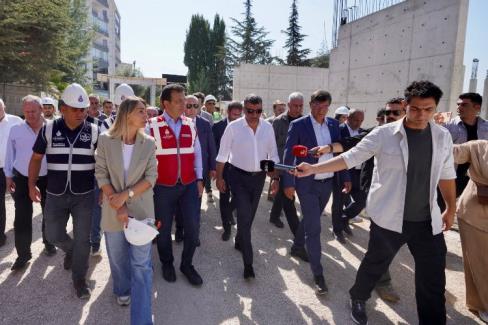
209, 15, 230, 99
283, 0, 310, 66
184, 15, 211, 94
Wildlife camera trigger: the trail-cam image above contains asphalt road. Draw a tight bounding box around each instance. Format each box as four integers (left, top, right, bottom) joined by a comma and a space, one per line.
0, 186, 482, 325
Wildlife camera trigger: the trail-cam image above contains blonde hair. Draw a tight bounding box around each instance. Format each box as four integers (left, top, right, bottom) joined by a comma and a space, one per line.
108, 96, 146, 139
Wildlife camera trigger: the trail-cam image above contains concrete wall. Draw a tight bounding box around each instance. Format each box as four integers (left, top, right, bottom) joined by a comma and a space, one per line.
0, 84, 37, 117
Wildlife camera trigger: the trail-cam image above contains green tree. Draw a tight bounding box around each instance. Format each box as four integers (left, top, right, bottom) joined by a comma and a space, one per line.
184, 15, 211, 94
209, 15, 230, 99
283, 0, 311, 66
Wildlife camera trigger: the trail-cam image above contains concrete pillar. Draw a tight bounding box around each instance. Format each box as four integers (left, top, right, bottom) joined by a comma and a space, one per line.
150, 84, 156, 106
469, 78, 477, 93
483, 72, 488, 119
109, 78, 115, 101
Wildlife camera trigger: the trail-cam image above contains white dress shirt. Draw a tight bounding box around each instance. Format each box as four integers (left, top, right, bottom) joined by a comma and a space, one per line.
0, 114, 23, 168
310, 116, 334, 179
340, 118, 456, 235
216, 117, 279, 172
5, 121, 48, 177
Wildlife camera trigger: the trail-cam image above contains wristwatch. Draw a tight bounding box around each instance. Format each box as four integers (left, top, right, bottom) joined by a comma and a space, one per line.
127, 188, 135, 202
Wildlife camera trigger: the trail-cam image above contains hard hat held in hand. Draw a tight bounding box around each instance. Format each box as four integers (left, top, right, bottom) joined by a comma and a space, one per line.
61, 83, 89, 109
124, 217, 159, 246
114, 83, 135, 105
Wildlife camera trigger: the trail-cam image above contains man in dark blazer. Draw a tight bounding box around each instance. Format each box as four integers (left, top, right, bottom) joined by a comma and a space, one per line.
212, 101, 243, 240
331, 109, 365, 242
283, 90, 350, 295
175, 95, 217, 243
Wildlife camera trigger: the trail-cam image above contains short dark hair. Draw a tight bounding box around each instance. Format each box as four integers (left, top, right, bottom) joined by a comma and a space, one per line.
386, 97, 404, 105
377, 108, 386, 118
227, 101, 243, 111
193, 92, 205, 102
160, 84, 185, 103
310, 90, 332, 104
404, 81, 443, 105
459, 92, 482, 106
102, 99, 112, 106
243, 94, 262, 106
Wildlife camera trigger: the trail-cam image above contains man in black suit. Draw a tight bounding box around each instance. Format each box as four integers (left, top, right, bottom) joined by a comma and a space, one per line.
212, 101, 243, 240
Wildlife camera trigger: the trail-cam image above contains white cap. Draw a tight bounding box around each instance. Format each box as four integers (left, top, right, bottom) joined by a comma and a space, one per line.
124, 218, 159, 246
42, 97, 55, 106
204, 95, 217, 103
114, 83, 135, 105
61, 83, 89, 109
334, 106, 350, 116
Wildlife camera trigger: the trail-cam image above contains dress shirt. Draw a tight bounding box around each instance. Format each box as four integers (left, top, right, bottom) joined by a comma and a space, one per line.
346, 123, 362, 170
443, 116, 488, 144
5, 121, 48, 177
310, 115, 334, 179
216, 117, 279, 172
340, 118, 456, 235
162, 111, 202, 179
0, 114, 23, 168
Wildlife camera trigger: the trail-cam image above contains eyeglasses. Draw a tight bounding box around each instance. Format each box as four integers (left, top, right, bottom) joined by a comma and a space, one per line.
186, 104, 199, 109
385, 110, 404, 116
245, 108, 263, 115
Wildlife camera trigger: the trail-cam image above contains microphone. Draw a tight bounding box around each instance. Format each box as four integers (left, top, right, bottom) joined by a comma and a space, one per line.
260, 160, 295, 172
292, 145, 319, 157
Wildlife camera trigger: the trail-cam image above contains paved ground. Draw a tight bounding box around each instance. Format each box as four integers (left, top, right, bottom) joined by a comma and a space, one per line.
0, 184, 482, 325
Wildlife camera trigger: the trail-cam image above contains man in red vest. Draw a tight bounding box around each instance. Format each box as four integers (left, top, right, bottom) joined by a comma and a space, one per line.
149, 84, 204, 286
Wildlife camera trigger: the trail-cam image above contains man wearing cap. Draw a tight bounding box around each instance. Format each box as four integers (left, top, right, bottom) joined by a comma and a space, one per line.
200, 95, 216, 127
334, 106, 350, 124
0, 98, 22, 247
42, 97, 57, 120
216, 94, 279, 279
29, 83, 98, 299
5, 95, 57, 270
149, 84, 205, 286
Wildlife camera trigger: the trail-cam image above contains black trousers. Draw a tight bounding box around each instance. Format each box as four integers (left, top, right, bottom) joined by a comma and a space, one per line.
229, 166, 266, 266
331, 174, 351, 233
269, 177, 299, 236
219, 163, 235, 231
12, 171, 51, 259
342, 169, 367, 219
0, 168, 6, 240
350, 221, 447, 325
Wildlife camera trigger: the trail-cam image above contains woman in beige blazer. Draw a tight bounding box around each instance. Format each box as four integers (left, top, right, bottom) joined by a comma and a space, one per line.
453, 140, 488, 323
95, 96, 157, 325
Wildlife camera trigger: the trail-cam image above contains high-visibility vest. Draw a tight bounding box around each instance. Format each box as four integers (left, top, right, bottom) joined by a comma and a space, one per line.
149, 115, 197, 186
44, 119, 98, 195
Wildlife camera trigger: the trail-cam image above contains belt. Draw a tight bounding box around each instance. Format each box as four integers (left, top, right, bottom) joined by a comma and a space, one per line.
313, 177, 332, 183
230, 164, 265, 177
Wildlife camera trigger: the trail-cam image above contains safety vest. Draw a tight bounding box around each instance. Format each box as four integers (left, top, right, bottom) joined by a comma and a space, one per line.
149, 115, 197, 186
44, 119, 98, 195
101, 115, 116, 133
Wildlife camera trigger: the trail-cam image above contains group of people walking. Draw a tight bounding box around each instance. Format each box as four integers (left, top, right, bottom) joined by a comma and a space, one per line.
0, 79, 487, 325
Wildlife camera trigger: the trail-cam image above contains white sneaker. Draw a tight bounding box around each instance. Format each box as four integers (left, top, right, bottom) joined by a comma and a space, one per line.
479, 311, 488, 323
349, 216, 363, 224
117, 295, 131, 306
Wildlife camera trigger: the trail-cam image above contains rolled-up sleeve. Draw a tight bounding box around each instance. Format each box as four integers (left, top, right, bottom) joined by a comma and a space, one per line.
95, 135, 111, 188
216, 125, 232, 163
440, 136, 457, 180
340, 127, 381, 169
144, 139, 158, 186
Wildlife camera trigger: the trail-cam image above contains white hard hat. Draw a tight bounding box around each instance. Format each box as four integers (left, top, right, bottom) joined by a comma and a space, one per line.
124, 218, 159, 246
42, 97, 55, 106
334, 106, 350, 116
114, 83, 135, 105
61, 83, 89, 109
204, 94, 217, 103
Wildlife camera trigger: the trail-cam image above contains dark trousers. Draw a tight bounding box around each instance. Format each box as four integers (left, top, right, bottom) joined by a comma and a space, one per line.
269, 177, 299, 236
174, 195, 201, 240
342, 169, 367, 219
204, 175, 212, 194
294, 179, 333, 276
350, 221, 447, 325
12, 171, 51, 259
219, 164, 235, 231
44, 192, 93, 281
0, 168, 6, 240
154, 182, 199, 267
437, 172, 469, 212
229, 166, 266, 266
331, 174, 351, 233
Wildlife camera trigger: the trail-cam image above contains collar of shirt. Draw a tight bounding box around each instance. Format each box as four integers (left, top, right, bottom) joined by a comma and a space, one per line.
346, 123, 359, 136
163, 110, 183, 137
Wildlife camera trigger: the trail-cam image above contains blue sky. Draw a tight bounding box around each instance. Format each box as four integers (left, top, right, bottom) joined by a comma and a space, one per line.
118, 0, 486, 93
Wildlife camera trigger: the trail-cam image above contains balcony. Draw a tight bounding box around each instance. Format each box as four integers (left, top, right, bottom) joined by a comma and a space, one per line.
97, 0, 109, 8
93, 42, 109, 52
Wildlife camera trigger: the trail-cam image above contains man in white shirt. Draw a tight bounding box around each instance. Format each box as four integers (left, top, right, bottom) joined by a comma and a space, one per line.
0, 98, 23, 247
293, 81, 456, 325
5, 95, 56, 270
216, 94, 279, 279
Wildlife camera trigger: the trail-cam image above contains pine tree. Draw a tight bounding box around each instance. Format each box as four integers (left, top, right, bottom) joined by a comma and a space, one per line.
209, 15, 230, 99
184, 15, 211, 94
283, 0, 311, 66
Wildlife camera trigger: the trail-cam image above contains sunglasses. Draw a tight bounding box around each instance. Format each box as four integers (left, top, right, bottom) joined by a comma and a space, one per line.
186, 104, 199, 109
245, 108, 263, 115
385, 110, 404, 116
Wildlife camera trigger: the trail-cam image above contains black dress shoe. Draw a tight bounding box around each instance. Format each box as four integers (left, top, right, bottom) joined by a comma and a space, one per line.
350, 299, 368, 325
334, 231, 347, 244
314, 275, 328, 295
180, 265, 203, 286
234, 241, 242, 252
64, 252, 73, 270
290, 245, 309, 262
269, 218, 285, 228
73, 279, 91, 299
175, 228, 184, 243
343, 225, 353, 237
221, 228, 231, 241
162, 264, 177, 282
11, 256, 31, 271
243, 264, 255, 280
